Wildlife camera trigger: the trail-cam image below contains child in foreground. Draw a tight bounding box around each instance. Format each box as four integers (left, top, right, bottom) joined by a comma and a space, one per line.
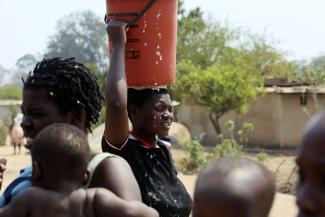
0, 123, 158, 217
193, 157, 275, 217
296, 111, 325, 217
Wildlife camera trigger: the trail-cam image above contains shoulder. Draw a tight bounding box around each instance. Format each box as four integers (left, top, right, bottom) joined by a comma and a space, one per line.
88, 153, 118, 173
13, 187, 58, 204
92, 188, 158, 217
94, 155, 132, 176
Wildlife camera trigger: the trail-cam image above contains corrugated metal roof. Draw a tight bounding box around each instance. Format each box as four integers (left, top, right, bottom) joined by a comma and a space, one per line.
266, 86, 325, 94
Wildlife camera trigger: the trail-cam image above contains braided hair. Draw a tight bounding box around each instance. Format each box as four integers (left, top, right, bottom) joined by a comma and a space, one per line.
23, 57, 104, 132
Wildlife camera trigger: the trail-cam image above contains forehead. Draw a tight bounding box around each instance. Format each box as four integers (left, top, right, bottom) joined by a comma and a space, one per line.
22, 88, 57, 108
194, 191, 248, 217
299, 132, 325, 161
150, 92, 171, 103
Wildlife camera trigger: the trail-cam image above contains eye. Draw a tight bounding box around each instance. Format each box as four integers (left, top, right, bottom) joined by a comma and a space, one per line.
155, 104, 166, 112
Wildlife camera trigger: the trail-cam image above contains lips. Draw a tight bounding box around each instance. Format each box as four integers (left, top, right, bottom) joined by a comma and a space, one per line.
161, 122, 172, 130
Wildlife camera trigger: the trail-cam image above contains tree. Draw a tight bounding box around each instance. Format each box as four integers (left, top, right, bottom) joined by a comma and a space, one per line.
45, 11, 107, 69
240, 35, 292, 78
172, 60, 262, 135
0, 84, 22, 100
177, 3, 235, 69
173, 3, 291, 136
289, 55, 325, 85
16, 54, 38, 71
13, 54, 38, 85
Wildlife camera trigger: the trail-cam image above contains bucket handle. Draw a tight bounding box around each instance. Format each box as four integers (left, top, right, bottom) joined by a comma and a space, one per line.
105, 0, 158, 28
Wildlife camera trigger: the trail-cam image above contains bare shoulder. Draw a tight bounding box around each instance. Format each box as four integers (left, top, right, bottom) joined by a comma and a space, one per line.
90, 156, 142, 201
98, 155, 131, 170
92, 188, 158, 217
0, 187, 61, 217
19, 186, 59, 201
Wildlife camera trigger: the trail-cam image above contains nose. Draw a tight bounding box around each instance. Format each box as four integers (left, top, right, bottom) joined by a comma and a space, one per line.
296, 182, 317, 215
161, 110, 174, 121
21, 115, 32, 130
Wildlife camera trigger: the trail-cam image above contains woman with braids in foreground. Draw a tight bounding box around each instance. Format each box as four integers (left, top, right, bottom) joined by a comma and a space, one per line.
0, 57, 141, 207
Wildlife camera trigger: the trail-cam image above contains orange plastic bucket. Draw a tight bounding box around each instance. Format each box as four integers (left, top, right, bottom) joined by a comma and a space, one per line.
106, 0, 178, 88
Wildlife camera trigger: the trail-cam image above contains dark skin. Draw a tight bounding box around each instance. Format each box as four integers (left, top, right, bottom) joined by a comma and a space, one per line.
0, 160, 158, 217
18, 88, 141, 201
0, 187, 158, 217
105, 20, 173, 147
193, 158, 274, 217
296, 112, 325, 217
0, 159, 6, 190
193, 191, 248, 217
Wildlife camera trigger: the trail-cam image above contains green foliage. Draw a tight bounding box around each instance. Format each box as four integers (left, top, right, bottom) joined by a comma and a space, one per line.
238, 122, 254, 147
256, 152, 269, 162
0, 121, 7, 146
177, 7, 235, 69
213, 138, 243, 157
212, 121, 255, 158
213, 120, 244, 157
172, 60, 262, 134
173, 4, 292, 135
0, 85, 22, 100
289, 55, 325, 85
46, 11, 107, 69
95, 106, 106, 128
241, 35, 292, 78
86, 63, 106, 95
180, 139, 206, 173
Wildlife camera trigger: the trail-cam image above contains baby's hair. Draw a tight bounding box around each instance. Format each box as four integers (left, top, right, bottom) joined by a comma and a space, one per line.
23, 57, 104, 132
195, 157, 275, 217
30, 123, 91, 180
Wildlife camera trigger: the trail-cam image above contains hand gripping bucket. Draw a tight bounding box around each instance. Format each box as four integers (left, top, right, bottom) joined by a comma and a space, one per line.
106, 0, 178, 88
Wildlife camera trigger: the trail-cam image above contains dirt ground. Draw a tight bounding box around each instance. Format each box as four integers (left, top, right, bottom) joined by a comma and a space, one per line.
0, 144, 298, 217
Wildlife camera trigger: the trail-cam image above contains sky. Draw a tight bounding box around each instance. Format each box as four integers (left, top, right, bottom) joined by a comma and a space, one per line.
1, 0, 325, 69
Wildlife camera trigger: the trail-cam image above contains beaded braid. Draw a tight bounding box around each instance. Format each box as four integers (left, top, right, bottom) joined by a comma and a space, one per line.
23, 57, 104, 132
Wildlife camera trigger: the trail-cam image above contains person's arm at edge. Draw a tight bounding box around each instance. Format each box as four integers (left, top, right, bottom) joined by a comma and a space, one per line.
90, 157, 142, 201
0, 159, 6, 190
104, 20, 130, 147
0, 188, 31, 217
94, 188, 158, 217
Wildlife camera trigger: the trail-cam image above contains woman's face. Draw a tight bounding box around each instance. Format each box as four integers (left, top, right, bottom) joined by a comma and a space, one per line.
21, 88, 73, 139
132, 93, 174, 138
296, 137, 325, 217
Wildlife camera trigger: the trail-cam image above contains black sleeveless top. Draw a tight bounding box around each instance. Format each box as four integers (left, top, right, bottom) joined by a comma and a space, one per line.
102, 134, 193, 217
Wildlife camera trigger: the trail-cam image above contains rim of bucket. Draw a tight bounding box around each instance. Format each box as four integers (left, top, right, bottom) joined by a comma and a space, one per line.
105, 0, 158, 27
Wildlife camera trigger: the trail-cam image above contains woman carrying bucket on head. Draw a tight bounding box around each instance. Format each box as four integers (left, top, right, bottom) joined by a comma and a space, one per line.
102, 0, 193, 216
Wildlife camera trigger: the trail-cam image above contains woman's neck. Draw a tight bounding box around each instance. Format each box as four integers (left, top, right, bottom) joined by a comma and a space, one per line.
132, 129, 157, 147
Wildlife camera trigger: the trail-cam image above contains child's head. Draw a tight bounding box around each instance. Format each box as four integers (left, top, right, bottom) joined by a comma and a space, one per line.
30, 123, 91, 190
296, 111, 325, 217
127, 88, 173, 138
193, 157, 275, 217
21, 57, 104, 139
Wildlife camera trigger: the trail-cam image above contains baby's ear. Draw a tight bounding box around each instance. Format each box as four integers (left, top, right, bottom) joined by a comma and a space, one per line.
32, 161, 42, 182
82, 170, 90, 187
69, 109, 86, 130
